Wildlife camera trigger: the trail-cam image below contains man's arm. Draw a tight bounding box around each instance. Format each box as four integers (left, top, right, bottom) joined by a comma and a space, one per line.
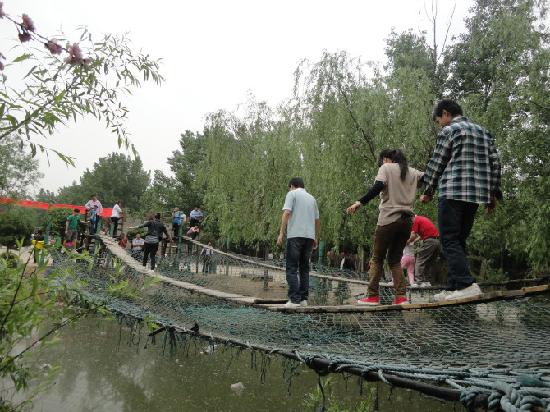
277, 210, 291, 247
65, 218, 69, 233
421, 129, 453, 200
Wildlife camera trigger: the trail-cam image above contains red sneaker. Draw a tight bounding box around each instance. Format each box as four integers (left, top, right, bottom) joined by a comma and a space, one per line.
357, 296, 380, 305
393, 296, 409, 305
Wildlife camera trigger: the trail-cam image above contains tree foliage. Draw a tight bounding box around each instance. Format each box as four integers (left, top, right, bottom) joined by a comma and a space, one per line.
56, 153, 150, 210
0, 136, 42, 198
185, 0, 549, 275
0, 6, 163, 161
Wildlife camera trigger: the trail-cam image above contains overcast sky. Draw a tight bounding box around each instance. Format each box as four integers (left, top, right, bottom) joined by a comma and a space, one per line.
2, 0, 472, 194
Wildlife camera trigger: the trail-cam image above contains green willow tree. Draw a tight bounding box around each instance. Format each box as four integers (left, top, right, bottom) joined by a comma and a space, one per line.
445, 0, 550, 273
189, 0, 549, 275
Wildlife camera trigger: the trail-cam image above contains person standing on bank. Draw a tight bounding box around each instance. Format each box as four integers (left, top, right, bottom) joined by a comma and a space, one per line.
111, 201, 123, 238
347, 149, 424, 306
406, 215, 441, 287
421, 99, 502, 301
277, 177, 320, 308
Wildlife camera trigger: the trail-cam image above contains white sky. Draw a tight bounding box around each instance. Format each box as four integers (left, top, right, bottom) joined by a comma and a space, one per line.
2, 0, 472, 193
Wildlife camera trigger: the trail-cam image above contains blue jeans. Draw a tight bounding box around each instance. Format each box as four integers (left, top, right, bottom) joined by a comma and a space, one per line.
438, 198, 478, 290
285, 237, 314, 303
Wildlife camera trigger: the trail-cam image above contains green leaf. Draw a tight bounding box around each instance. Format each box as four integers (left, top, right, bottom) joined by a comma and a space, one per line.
13, 54, 32, 63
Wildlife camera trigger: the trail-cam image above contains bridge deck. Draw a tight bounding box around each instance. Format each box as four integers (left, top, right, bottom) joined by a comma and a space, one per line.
99, 235, 549, 313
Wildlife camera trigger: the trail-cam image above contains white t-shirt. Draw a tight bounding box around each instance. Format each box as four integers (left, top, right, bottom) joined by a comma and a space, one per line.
111, 203, 122, 218
132, 238, 145, 249
282, 188, 319, 240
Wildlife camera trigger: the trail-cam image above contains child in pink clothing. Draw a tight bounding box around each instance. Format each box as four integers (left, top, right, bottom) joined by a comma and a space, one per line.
401, 244, 416, 286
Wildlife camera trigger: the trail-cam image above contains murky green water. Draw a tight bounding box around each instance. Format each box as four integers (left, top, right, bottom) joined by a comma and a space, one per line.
22, 316, 464, 411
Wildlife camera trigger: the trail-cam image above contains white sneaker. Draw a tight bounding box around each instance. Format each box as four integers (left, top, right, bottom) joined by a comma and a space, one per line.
409, 283, 418, 287
419, 282, 432, 288
284, 301, 299, 308
300, 300, 308, 307
444, 283, 482, 301
433, 290, 455, 302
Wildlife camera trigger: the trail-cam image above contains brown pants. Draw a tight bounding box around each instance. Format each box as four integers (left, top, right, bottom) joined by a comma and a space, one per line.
367, 215, 412, 297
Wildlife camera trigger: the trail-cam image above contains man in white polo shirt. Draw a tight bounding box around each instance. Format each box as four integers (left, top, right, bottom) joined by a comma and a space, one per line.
277, 177, 320, 308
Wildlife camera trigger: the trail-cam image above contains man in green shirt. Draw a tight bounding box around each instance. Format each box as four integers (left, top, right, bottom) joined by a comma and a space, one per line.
65, 208, 81, 247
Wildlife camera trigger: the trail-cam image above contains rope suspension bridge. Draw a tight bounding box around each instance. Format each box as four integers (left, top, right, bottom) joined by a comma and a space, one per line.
53, 234, 550, 411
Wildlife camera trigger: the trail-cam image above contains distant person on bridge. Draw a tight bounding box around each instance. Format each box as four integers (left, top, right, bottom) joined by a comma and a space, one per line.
129, 214, 170, 271
347, 149, 424, 306
172, 207, 186, 238
406, 215, 441, 287
421, 99, 502, 302
85, 194, 103, 234
189, 207, 203, 228
110, 201, 123, 238
277, 177, 320, 308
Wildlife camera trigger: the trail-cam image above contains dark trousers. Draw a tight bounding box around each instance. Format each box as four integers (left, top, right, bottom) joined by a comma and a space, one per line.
143, 242, 159, 270
415, 237, 441, 283
111, 217, 119, 238
367, 214, 412, 297
285, 237, 314, 303
438, 198, 478, 290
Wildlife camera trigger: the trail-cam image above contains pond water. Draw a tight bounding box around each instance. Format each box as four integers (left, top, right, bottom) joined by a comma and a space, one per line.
23, 316, 464, 412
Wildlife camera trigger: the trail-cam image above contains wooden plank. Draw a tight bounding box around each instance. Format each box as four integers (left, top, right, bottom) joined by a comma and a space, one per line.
262, 285, 549, 313
98, 234, 258, 306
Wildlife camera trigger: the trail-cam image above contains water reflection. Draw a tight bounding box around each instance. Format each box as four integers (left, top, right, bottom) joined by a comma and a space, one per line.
26, 316, 464, 412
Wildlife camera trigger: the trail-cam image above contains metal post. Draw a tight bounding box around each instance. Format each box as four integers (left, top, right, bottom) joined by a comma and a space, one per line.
263, 269, 269, 291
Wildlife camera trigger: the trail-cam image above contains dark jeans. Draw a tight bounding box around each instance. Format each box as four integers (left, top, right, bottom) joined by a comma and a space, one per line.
143, 242, 159, 270
415, 237, 441, 283
367, 214, 412, 297
438, 198, 478, 290
285, 237, 314, 303
111, 217, 119, 238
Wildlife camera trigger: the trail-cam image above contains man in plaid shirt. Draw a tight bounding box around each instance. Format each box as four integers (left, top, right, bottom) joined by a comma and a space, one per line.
420, 99, 502, 301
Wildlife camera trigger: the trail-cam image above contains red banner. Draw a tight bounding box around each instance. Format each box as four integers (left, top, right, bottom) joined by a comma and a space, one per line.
0, 197, 112, 217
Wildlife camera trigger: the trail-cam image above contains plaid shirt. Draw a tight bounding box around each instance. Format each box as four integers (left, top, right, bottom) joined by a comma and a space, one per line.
422, 116, 501, 204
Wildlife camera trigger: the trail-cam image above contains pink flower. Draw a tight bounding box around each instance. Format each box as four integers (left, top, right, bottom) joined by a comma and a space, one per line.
0, 2, 5, 18
18, 31, 31, 43
21, 14, 35, 32
67, 43, 82, 60
45, 40, 63, 55
64, 42, 91, 66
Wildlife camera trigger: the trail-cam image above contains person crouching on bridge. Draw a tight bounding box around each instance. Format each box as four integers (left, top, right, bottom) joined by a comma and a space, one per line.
347, 149, 424, 306
277, 177, 320, 308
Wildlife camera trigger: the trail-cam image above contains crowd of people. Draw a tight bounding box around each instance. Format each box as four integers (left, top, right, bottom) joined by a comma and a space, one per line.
48, 99, 501, 309
278, 99, 502, 307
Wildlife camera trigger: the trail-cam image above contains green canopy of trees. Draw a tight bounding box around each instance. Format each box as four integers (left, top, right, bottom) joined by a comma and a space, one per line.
187, 0, 549, 275
56, 153, 150, 210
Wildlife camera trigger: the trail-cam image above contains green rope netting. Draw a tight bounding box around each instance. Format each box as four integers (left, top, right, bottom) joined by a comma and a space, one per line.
51, 243, 550, 412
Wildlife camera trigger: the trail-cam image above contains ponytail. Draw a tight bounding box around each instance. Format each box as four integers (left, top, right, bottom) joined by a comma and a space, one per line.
391, 149, 408, 181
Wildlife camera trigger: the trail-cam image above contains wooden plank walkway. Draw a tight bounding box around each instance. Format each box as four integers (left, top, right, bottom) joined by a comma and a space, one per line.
99, 235, 549, 314
259, 285, 550, 313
